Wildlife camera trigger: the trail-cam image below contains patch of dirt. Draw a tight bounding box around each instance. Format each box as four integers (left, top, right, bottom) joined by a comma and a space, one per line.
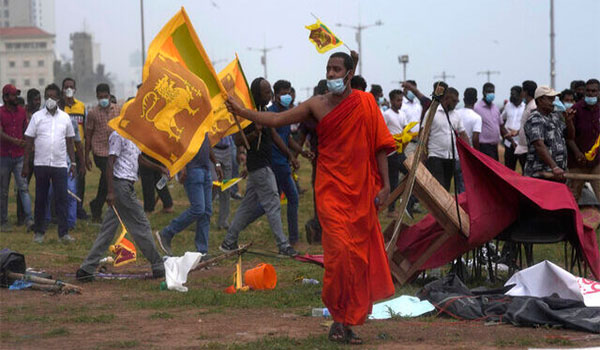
1, 264, 600, 349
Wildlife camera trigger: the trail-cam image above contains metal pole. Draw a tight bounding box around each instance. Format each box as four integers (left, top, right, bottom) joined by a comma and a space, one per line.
550, 0, 556, 88
357, 28, 362, 75
402, 62, 407, 82
263, 49, 267, 79
140, 0, 145, 67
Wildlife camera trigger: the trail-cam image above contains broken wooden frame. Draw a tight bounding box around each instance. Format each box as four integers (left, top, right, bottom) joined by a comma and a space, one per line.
383, 84, 470, 285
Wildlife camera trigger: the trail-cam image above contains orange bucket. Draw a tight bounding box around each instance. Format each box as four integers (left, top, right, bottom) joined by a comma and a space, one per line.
244, 263, 277, 290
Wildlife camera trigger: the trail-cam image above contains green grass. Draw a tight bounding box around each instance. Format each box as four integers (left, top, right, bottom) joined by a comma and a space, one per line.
200, 335, 348, 350
68, 313, 115, 323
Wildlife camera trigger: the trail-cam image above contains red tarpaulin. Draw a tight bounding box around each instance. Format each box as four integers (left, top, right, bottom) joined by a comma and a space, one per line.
396, 138, 600, 280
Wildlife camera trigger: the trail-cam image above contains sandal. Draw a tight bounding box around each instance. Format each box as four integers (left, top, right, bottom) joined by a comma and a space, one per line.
328, 322, 345, 343
344, 327, 363, 345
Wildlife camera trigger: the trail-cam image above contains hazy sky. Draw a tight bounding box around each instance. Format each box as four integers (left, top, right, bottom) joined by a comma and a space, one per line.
54, 0, 600, 102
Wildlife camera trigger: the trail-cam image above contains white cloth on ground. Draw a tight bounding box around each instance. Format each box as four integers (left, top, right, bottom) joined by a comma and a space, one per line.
164, 252, 205, 292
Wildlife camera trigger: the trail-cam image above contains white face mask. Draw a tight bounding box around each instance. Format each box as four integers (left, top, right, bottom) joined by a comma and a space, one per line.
65, 88, 75, 98
45, 98, 57, 111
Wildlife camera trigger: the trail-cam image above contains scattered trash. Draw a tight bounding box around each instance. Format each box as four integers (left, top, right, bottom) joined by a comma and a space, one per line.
311, 307, 330, 317
9, 279, 33, 290
505, 260, 600, 307
301, 278, 319, 285
369, 295, 435, 319
163, 252, 205, 292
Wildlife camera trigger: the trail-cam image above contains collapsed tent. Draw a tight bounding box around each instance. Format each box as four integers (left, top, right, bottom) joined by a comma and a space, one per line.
396, 138, 600, 280
417, 274, 600, 333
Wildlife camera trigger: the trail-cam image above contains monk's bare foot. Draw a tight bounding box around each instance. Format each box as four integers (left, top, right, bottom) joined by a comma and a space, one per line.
328, 322, 345, 343
344, 326, 363, 345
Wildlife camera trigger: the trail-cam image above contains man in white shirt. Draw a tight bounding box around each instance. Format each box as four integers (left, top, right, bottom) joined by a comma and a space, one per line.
77, 131, 167, 281
457, 87, 482, 148
501, 86, 525, 170
400, 80, 423, 155
514, 81, 538, 171
426, 87, 469, 191
22, 84, 76, 243
382, 89, 408, 217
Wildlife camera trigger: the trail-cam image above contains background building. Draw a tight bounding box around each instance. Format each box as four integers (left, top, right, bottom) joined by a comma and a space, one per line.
0, 26, 55, 94
0, 0, 55, 34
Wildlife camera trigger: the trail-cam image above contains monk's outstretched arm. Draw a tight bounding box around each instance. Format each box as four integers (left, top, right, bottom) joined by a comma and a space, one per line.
375, 150, 390, 208
226, 98, 312, 128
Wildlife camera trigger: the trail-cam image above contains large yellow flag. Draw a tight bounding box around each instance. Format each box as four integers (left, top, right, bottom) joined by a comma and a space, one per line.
109, 7, 239, 174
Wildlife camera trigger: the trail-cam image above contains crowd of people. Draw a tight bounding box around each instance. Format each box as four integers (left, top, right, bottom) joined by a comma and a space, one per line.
1, 50, 598, 344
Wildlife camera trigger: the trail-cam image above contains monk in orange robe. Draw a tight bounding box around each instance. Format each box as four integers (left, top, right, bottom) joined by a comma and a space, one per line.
225, 51, 395, 344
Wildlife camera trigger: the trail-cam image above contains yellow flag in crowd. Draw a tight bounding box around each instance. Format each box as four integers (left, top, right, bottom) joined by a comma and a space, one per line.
393, 122, 419, 153
305, 19, 343, 53
585, 134, 600, 161
211, 54, 255, 142
109, 7, 237, 175
109, 224, 137, 267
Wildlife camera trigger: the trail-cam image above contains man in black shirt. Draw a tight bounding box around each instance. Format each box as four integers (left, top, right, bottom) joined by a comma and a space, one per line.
220, 77, 298, 257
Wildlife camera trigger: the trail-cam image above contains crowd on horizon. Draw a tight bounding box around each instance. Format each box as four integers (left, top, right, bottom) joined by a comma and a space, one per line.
0, 71, 598, 280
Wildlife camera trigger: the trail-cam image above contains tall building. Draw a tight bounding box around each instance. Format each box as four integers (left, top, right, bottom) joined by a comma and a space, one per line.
70, 32, 94, 78
0, 26, 55, 93
0, 0, 55, 34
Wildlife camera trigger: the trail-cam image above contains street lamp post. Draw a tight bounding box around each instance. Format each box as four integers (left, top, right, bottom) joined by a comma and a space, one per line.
247, 45, 282, 80
434, 71, 455, 82
336, 20, 383, 75
477, 70, 501, 83
398, 55, 409, 82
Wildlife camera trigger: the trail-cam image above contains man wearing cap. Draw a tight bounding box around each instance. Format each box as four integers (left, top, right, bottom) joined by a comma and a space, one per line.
0, 84, 33, 231
523, 86, 570, 181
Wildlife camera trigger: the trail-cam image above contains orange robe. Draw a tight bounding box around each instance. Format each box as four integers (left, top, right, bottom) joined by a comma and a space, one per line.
315, 90, 396, 325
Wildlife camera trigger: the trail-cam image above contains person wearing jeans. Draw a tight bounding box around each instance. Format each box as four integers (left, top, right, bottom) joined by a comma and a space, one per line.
212, 136, 233, 230
0, 84, 33, 230
155, 137, 222, 256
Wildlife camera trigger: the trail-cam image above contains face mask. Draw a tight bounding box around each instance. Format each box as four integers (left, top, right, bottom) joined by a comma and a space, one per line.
378, 97, 385, 105
553, 99, 566, 112
522, 98, 527, 104
485, 93, 495, 103
279, 94, 292, 108
65, 88, 75, 98
326, 71, 349, 95
584, 96, 598, 106
381, 105, 389, 111
406, 90, 415, 101
45, 98, 57, 111
99, 98, 110, 108
563, 102, 574, 109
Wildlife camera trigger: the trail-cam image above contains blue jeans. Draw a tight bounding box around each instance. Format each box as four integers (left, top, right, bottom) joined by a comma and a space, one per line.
0, 156, 32, 224
161, 167, 212, 253
45, 173, 77, 229
271, 163, 299, 244
33, 166, 68, 237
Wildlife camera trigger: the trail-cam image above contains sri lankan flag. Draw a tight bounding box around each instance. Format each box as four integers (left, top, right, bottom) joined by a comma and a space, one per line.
305, 19, 343, 53
109, 224, 137, 267
211, 54, 255, 142
585, 134, 600, 161
109, 8, 235, 175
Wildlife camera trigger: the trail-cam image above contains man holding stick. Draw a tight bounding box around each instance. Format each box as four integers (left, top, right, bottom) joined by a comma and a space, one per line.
224, 51, 395, 345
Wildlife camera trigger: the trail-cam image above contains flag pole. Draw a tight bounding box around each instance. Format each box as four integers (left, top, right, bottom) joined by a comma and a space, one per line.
310, 12, 352, 52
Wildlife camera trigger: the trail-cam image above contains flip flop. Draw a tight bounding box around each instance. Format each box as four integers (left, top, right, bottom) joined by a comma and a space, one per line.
345, 327, 363, 345
328, 322, 345, 343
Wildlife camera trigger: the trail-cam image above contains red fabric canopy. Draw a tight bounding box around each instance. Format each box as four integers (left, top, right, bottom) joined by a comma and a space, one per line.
396, 138, 600, 279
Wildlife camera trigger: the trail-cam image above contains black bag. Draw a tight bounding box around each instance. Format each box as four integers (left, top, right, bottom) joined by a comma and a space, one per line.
0, 248, 26, 287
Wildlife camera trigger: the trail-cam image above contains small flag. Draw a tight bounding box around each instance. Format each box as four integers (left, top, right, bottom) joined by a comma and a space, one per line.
280, 192, 287, 205
393, 122, 419, 153
585, 134, 600, 161
109, 223, 137, 267
305, 19, 343, 53
212, 177, 243, 192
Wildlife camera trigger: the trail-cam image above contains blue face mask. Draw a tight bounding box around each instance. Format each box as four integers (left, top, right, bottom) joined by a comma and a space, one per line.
485, 93, 495, 103
406, 90, 415, 101
326, 72, 349, 95
563, 102, 574, 109
585, 96, 598, 106
279, 94, 292, 108
378, 97, 385, 105
553, 99, 566, 112
99, 98, 110, 108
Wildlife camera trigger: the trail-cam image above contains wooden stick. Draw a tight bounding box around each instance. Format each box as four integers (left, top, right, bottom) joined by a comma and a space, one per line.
190, 242, 252, 273
232, 114, 251, 150
536, 172, 600, 181
385, 84, 446, 259
8, 272, 82, 293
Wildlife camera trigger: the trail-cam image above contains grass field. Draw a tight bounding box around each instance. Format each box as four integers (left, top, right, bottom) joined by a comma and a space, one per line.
0, 156, 598, 349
